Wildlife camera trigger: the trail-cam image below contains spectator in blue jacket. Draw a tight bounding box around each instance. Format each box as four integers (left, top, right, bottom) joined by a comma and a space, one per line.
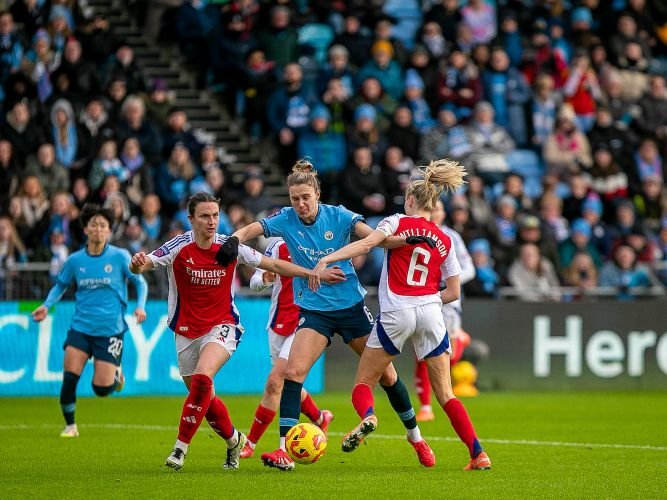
297, 104, 346, 203
267, 62, 317, 172
482, 47, 531, 147
357, 40, 404, 100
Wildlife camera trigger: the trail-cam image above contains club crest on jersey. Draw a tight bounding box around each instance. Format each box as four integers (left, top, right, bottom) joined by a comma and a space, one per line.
324, 231, 334, 240
104, 264, 113, 273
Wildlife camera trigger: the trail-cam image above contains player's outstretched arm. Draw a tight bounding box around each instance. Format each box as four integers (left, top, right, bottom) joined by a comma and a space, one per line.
129, 251, 155, 274
31, 281, 68, 322
232, 221, 264, 244
258, 256, 346, 290
355, 221, 405, 249
441, 275, 461, 304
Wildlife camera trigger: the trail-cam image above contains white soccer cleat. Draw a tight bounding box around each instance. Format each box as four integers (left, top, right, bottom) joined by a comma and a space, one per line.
165, 447, 187, 470
223, 431, 247, 470
341, 414, 377, 452
60, 424, 79, 438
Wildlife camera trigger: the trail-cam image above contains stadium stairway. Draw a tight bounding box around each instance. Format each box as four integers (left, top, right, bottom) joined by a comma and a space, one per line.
87, 0, 289, 205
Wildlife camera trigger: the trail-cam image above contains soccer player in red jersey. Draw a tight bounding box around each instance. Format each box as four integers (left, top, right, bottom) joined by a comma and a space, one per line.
311, 159, 492, 470
241, 238, 333, 458
128, 193, 344, 471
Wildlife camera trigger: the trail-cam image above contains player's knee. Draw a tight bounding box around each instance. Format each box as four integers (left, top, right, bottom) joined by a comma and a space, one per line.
284, 365, 308, 382
92, 384, 115, 397
265, 374, 284, 397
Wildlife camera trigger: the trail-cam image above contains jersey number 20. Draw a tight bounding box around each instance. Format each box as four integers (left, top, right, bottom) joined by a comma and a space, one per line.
406, 247, 430, 286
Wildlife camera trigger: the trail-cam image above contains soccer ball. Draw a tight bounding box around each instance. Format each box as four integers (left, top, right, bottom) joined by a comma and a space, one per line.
285, 423, 327, 465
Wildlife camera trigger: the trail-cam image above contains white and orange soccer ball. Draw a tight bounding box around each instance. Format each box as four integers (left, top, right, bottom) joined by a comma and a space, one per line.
285, 423, 327, 465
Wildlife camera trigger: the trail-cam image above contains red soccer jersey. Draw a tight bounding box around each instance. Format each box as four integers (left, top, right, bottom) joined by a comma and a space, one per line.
376, 214, 461, 312
148, 232, 262, 338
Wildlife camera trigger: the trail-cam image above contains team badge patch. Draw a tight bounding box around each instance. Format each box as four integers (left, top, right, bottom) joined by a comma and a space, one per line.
324, 231, 334, 240
152, 246, 168, 257
104, 264, 113, 273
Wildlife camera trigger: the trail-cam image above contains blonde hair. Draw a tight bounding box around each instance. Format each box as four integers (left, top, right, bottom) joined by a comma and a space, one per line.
286, 158, 320, 192
406, 158, 467, 212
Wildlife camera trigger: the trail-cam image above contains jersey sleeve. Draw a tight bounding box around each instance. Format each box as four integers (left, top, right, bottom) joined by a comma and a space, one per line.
43, 257, 74, 308
147, 233, 188, 267
375, 214, 401, 237
337, 205, 365, 236
259, 207, 290, 238
249, 240, 281, 291
440, 241, 462, 279
237, 243, 263, 268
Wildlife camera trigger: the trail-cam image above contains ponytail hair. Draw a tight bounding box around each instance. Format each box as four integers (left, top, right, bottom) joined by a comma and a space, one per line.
286, 158, 321, 192
406, 158, 466, 211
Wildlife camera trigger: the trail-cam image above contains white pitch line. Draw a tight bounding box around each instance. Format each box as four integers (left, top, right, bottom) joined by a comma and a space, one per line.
3, 423, 666, 452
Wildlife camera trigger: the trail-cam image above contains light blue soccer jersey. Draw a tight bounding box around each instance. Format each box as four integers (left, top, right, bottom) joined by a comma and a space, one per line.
259, 204, 367, 311
43, 245, 148, 337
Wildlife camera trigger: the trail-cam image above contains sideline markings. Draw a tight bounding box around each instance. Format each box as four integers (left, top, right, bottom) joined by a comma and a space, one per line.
2, 423, 666, 451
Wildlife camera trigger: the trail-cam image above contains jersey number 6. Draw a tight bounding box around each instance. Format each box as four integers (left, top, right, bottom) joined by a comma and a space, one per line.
406, 247, 431, 287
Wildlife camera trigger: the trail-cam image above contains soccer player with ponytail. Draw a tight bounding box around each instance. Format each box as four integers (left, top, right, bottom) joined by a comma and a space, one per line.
218, 159, 430, 471
311, 159, 492, 471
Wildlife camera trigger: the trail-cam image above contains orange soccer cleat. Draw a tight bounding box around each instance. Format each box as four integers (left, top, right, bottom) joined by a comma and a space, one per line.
464, 451, 491, 471
416, 407, 435, 422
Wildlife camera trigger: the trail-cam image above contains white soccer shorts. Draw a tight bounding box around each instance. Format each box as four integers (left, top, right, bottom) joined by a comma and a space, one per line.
268, 328, 295, 365
366, 302, 452, 361
175, 323, 243, 377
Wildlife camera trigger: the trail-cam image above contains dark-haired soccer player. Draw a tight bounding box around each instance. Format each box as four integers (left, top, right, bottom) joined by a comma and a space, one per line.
32, 204, 148, 438
129, 192, 344, 471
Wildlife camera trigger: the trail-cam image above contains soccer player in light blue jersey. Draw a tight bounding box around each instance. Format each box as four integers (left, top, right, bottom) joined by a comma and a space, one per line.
32, 204, 148, 438
218, 159, 430, 470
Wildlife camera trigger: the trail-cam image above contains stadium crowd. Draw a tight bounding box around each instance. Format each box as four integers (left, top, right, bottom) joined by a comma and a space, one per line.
0, 0, 666, 300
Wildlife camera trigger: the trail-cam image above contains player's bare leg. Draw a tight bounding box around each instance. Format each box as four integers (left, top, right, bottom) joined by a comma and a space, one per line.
425, 353, 490, 470
59, 347, 88, 438
347, 336, 431, 464
343, 346, 393, 452
262, 328, 328, 471
242, 357, 332, 458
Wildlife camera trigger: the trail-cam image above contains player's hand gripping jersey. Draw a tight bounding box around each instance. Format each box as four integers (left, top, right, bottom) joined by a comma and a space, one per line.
376, 214, 462, 312
148, 231, 262, 338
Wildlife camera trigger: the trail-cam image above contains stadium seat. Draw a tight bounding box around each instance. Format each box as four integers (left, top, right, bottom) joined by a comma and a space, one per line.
298, 24, 334, 66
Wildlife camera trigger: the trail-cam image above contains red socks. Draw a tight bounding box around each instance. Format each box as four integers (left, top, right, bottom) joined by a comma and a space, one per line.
414, 360, 432, 406
206, 396, 235, 440
444, 398, 482, 457
177, 374, 213, 444
247, 404, 276, 444
300, 393, 321, 423
351, 383, 375, 418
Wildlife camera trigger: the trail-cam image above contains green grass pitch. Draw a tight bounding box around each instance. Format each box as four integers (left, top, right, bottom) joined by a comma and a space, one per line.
3, 391, 666, 499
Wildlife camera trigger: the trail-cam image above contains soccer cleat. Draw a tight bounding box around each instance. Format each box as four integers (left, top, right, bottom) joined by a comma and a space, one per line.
223, 431, 247, 469
408, 437, 436, 467
341, 414, 377, 453
240, 440, 255, 459
261, 448, 295, 471
416, 407, 435, 422
165, 447, 186, 470
464, 451, 491, 471
317, 409, 334, 435
114, 365, 125, 393
60, 424, 79, 438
